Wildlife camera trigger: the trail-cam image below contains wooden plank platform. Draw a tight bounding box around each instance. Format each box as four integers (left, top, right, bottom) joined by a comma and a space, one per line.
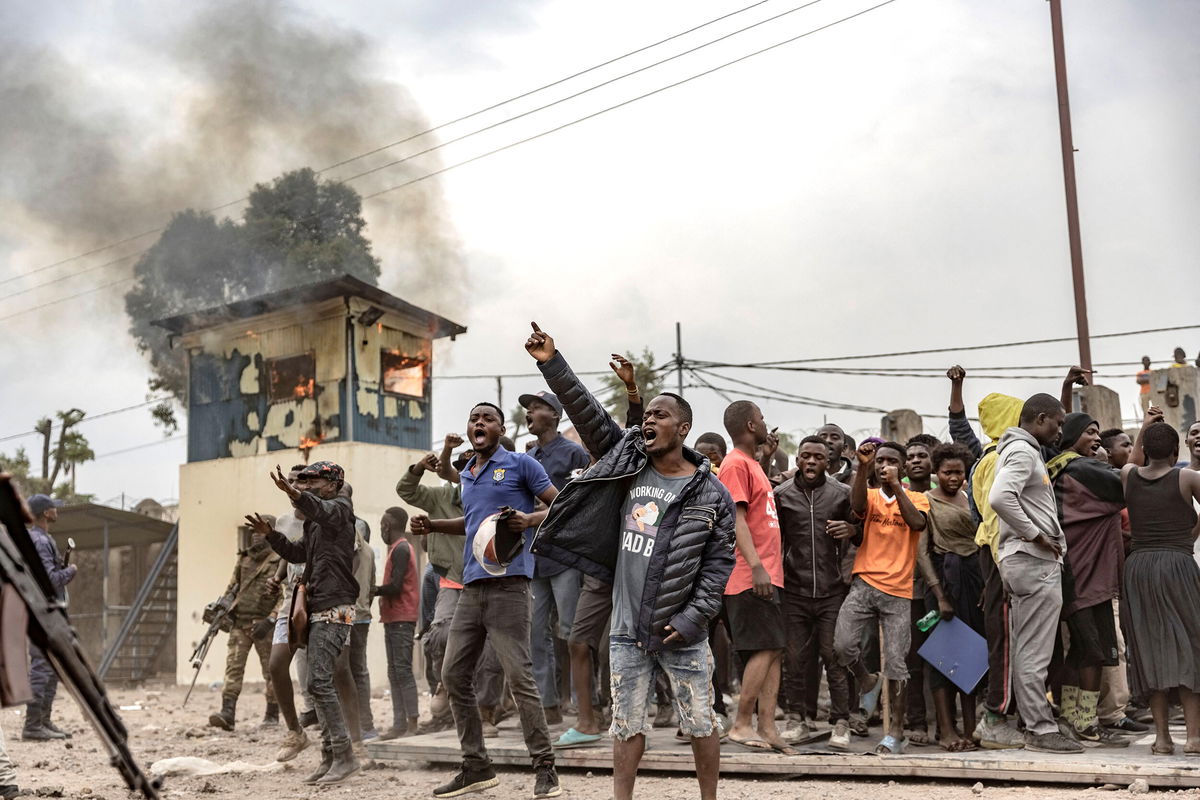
368, 724, 1200, 788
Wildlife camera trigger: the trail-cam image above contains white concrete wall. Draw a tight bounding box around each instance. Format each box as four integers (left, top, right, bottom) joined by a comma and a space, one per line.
176, 441, 437, 702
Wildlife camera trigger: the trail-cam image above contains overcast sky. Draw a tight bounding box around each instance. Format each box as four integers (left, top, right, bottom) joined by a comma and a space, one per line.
2, 0, 1197, 506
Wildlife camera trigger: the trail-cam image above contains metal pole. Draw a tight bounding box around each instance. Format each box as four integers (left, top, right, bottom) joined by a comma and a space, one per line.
1048, 0, 1093, 373
497, 376, 503, 411
102, 520, 110, 650
675, 322, 684, 397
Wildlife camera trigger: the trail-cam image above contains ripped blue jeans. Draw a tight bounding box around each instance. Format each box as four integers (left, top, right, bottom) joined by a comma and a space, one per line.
609, 634, 715, 740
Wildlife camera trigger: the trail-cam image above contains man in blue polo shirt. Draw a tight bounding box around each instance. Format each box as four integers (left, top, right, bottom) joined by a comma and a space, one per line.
411, 401, 562, 799
520, 390, 590, 725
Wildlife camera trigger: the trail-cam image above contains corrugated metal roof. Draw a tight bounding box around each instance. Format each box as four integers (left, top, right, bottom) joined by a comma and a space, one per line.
152, 274, 466, 340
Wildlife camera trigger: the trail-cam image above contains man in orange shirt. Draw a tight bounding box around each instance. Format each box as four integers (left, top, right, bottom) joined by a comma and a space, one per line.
834, 441, 932, 755
719, 401, 791, 755
1136, 356, 1152, 413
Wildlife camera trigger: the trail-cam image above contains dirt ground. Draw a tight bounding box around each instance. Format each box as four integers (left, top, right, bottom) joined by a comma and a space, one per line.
4, 682, 1198, 800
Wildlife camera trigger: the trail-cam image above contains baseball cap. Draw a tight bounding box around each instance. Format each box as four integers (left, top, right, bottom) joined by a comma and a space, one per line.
28, 494, 65, 517
297, 460, 345, 483
519, 391, 563, 416
471, 510, 525, 577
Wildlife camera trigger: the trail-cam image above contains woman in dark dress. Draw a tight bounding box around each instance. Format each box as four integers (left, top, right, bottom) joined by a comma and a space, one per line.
1121, 422, 1200, 755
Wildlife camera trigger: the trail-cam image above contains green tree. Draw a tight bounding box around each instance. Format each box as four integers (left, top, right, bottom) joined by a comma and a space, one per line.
0, 447, 34, 495
597, 348, 665, 419
125, 168, 381, 429
3, 411, 95, 500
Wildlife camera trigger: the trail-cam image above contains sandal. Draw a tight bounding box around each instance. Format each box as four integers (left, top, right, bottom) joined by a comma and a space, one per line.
553, 727, 602, 749
939, 738, 978, 753
771, 743, 801, 756
728, 735, 774, 752
859, 674, 883, 718
906, 728, 931, 747
874, 734, 908, 755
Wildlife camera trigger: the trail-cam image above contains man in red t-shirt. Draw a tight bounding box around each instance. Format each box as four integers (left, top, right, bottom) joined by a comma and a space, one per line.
719, 401, 791, 754
372, 507, 421, 739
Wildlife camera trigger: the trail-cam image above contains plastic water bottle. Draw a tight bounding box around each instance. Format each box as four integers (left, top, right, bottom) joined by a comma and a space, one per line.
916, 610, 940, 632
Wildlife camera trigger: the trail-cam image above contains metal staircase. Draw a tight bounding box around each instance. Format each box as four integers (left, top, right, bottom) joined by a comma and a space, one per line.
99, 523, 178, 682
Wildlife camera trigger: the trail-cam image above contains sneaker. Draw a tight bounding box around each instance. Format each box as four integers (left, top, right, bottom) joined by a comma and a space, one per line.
829, 720, 851, 751
1104, 716, 1150, 734
1072, 723, 1131, 748
543, 706, 563, 726
1128, 704, 1154, 724
275, 729, 310, 762
974, 714, 1025, 750
848, 713, 868, 738
0, 785, 18, 799
533, 765, 561, 799
1024, 730, 1084, 754
298, 709, 319, 729
432, 767, 500, 798
781, 718, 818, 745
361, 728, 380, 741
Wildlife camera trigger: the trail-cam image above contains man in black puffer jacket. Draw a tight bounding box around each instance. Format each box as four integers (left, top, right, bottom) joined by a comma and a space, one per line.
524, 323, 735, 800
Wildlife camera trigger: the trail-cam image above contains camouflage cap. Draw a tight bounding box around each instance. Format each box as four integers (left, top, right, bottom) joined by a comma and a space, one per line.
297, 461, 345, 483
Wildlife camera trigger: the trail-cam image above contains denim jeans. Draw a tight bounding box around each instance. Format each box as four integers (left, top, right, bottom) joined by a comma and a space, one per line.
384, 621, 420, 726
307, 621, 352, 754
349, 623, 374, 732
609, 635, 715, 740
419, 563, 439, 635
531, 568, 581, 708
426, 586, 506, 707
442, 578, 553, 771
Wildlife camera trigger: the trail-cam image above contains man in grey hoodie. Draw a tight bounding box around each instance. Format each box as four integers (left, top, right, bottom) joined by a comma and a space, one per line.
988, 393, 1082, 754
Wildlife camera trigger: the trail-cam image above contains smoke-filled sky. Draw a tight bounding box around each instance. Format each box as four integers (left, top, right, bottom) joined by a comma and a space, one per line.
2, 0, 1197, 505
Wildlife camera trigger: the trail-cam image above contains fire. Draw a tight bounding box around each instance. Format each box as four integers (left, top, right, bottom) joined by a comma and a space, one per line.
292, 378, 315, 400
298, 433, 325, 464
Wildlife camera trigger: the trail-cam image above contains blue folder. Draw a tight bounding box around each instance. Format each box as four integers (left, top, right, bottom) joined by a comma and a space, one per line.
917, 616, 988, 694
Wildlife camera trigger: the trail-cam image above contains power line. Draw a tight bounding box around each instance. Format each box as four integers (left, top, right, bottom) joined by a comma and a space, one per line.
0, 397, 175, 445
363, 0, 901, 203
695, 323, 1200, 368
689, 366, 888, 413
0, 0, 788, 290
0, 0, 898, 321
92, 434, 187, 460
335, 0, 832, 187
0, 275, 136, 324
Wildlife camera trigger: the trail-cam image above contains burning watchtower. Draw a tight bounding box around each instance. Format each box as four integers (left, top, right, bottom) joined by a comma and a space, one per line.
154, 274, 465, 686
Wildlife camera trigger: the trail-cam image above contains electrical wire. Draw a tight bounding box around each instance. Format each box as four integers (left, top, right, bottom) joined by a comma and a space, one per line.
336, 0, 832, 187
363, 0, 900, 203
1, 0, 899, 320
91, 434, 184, 460
694, 323, 1200, 368
0, 397, 175, 445
0, 0, 791, 289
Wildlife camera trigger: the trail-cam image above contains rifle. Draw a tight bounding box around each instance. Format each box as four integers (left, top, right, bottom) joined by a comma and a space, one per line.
0, 477, 160, 800
182, 584, 238, 707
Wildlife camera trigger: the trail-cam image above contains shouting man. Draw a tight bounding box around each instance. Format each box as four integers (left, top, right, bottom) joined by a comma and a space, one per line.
525, 322, 735, 800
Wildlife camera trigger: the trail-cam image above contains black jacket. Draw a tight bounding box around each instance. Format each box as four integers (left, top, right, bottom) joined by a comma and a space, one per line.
532, 351, 736, 652
775, 474, 856, 599
268, 492, 359, 614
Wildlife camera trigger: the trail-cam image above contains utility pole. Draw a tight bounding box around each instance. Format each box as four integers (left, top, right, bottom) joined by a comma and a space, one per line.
674, 322, 684, 397
496, 376, 503, 411
1048, 0, 1093, 373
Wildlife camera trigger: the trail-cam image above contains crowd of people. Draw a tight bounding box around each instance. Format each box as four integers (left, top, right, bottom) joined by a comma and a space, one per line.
89, 332, 1196, 800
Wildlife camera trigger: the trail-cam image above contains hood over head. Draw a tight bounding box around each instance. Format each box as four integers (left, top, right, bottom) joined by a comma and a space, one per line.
979, 393, 1023, 443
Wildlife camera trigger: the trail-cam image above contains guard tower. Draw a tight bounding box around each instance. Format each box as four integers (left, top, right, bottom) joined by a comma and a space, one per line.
154, 275, 465, 687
